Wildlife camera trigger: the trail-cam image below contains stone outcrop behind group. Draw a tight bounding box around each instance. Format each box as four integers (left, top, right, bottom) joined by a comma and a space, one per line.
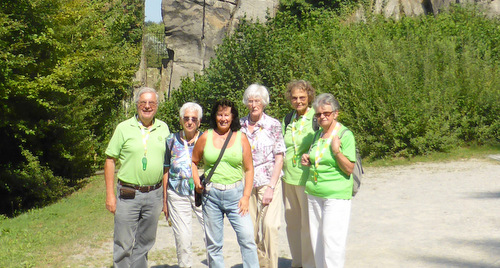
160, 0, 499, 94
161, 0, 278, 93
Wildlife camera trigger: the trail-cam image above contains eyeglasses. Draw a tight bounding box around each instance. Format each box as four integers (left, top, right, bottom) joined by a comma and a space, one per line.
314, 111, 334, 118
291, 96, 307, 102
183, 117, 198, 123
137, 101, 158, 108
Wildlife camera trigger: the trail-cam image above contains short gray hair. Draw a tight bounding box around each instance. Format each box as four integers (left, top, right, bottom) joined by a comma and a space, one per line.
242, 84, 270, 107
179, 102, 203, 119
134, 87, 159, 103
312, 93, 340, 112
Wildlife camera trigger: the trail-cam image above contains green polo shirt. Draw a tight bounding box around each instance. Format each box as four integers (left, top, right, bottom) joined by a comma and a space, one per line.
305, 126, 356, 199
282, 108, 316, 186
105, 116, 170, 186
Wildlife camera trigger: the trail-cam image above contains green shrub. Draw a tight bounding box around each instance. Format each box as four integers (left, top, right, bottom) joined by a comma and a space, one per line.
162, 5, 499, 160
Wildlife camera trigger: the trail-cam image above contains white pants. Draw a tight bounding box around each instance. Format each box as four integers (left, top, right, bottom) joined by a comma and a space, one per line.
167, 188, 205, 268
308, 195, 351, 268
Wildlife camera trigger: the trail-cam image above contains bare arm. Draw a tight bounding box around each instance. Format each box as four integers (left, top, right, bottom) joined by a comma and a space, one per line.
104, 157, 117, 214
191, 131, 207, 193
239, 133, 254, 215
262, 153, 283, 206
332, 136, 355, 175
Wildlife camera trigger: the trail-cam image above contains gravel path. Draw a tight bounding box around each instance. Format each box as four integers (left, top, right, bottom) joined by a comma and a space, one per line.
79, 158, 500, 267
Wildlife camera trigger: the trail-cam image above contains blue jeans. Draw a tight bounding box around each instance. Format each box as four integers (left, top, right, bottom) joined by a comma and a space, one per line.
203, 183, 259, 268
113, 184, 163, 268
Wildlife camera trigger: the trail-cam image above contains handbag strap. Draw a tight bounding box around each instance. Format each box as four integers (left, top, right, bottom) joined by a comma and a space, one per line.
205, 130, 233, 184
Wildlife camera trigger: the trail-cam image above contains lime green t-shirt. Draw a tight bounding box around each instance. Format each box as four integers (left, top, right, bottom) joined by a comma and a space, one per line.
305, 125, 356, 200
282, 108, 316, 186
203, 130, 244, 185
105, 116, 170, 186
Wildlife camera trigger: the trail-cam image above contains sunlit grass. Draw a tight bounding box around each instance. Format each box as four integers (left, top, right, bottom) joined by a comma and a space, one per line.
368, 144, 500, 167
0, 176, 114, 267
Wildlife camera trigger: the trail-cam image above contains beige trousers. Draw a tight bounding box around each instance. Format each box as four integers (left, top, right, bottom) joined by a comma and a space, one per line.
249, 179, 283, 268
282, 182, 315, 268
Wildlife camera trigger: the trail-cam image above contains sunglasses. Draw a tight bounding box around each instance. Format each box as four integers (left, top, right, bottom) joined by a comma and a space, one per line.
314, 111, 334, 118
137, 101, 158, 108
183, 116, 199, 123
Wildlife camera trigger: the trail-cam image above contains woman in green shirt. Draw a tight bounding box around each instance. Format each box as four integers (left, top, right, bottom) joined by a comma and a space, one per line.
191, 99, 258, 267
282, 80, 316, 268
301, 93, 356, 268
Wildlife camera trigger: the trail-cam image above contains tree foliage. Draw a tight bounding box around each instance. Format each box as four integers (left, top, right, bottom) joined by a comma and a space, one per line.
0, 0, 143, 216
161, 5, 499, 159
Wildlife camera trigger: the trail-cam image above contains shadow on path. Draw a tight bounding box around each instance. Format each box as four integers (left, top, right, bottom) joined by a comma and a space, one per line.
417, 238, 500, 268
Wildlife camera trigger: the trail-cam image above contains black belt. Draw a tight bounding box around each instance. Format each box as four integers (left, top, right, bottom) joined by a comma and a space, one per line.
118, 180, 162, 193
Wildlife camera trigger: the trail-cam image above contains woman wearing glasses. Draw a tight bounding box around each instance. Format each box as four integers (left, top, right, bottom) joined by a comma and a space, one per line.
301, 93, 356, 268
163, 102, 205, 268
240, 84, 285, 268
282, 80, 316, 268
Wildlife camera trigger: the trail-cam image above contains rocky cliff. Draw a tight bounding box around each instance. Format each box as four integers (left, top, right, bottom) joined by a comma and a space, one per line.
160, 0, 499, 94
160, 0, 278, 94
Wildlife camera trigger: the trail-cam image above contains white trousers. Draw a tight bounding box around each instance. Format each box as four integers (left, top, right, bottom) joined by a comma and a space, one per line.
167, 188, 205, 268
308, 195, 351, 268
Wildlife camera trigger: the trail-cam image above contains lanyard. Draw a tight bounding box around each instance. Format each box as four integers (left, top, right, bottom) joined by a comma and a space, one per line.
182, 130, 198, 168
138, 121, 151, 171
247, 118, 262, 152
313, 122, 341, 183
291, 108, 309, 166
182, 130, 198, 192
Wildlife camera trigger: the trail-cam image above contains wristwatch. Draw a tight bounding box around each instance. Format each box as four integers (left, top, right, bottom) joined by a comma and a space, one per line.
267, 184, 275, 190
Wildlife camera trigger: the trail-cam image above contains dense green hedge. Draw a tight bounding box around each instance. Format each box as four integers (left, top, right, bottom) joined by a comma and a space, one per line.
159, 5, 499, 159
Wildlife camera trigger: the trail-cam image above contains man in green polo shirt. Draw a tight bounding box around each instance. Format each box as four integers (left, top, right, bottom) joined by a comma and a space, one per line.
104, 87, 170, 268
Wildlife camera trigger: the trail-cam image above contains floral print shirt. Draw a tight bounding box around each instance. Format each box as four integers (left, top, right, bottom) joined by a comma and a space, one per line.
240, 113, 286, 187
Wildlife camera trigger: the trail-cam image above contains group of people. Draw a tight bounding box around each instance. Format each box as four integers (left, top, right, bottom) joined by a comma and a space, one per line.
104, 80, 357, 268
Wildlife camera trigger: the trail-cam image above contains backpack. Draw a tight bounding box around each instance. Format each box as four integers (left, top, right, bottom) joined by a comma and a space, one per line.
339, 128, 363, 197
284, 110, 319, 133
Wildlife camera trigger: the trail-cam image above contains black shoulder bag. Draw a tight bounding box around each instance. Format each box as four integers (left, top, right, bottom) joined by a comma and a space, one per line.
195, 130, 233, 207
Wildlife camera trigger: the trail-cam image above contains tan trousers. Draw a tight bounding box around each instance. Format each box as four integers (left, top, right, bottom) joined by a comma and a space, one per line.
282, 182, 315, 268
249, 179, 283, 268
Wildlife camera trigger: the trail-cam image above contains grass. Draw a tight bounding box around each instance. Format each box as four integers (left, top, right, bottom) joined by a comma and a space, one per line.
0, 175, 114, 267
0, 145, 498, 267
367, 144, 500, 167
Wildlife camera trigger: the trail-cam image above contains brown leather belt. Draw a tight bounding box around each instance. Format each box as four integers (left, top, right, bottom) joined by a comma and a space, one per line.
118, 179, 162, 193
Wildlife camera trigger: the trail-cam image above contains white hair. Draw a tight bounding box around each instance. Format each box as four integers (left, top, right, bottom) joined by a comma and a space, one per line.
312, 93, 340, 112
134, 87, 159, 103
179, 102, 203, 119
242, 84, 270, 107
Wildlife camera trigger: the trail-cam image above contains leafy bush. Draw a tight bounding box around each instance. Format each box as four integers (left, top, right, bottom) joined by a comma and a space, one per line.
162, 5, 499, 160
0, 0, 143, 216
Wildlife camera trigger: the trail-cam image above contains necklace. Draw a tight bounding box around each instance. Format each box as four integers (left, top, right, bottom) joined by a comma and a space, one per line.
291, 108, 309, 167
215, 129, 229, 141
138, 120, 151, 171
313, 122, 341, 183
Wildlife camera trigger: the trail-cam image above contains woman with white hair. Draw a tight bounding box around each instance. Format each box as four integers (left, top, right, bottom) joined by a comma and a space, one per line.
163, 102, 205, 268
301, 93, 356, 268
240, 84, 286, 268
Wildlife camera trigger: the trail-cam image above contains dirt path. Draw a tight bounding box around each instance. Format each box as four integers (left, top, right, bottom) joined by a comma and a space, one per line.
72, 158, 500, 267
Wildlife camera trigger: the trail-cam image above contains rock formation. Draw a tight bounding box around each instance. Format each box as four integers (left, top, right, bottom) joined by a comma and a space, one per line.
160, 0, 278, 95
